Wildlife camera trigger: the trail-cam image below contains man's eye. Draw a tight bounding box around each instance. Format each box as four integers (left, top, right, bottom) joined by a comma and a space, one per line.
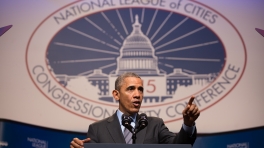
127, 86, 134, 90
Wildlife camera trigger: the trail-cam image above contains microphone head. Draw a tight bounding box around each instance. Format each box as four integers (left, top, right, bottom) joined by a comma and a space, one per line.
138, 113, 148, 127
122, 114, 132, 127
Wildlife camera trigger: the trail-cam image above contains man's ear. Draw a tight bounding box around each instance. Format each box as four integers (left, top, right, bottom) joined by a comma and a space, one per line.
112, 90, 120, 101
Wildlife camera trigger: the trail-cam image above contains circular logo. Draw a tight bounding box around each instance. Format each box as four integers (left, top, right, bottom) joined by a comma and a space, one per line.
26, 0, 246, 123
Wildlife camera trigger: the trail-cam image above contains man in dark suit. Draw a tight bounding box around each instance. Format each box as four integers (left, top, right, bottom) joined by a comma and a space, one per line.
70, 72, 200, 148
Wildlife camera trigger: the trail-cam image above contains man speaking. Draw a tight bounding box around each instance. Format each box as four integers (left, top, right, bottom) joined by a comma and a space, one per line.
70, 72, 200, 147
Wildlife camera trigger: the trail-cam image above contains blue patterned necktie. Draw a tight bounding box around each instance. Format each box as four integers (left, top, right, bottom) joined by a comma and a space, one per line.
123, 127, 132, 144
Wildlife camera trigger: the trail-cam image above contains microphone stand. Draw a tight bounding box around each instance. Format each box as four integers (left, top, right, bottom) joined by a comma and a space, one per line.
122, 114, 148, 144
132, 129, 136, 144
132, 123, 146, 144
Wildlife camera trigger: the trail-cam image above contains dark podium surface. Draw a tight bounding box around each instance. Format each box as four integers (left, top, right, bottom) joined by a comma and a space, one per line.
84, 143, 192, 148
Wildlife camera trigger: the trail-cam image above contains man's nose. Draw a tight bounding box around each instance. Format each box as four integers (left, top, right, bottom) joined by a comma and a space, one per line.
133, 89, 141, 98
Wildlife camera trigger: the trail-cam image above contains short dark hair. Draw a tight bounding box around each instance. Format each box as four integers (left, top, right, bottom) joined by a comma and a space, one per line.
115, 72, 141, 91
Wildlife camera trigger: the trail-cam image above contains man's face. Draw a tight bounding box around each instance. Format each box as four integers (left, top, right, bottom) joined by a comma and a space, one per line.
113, 77, 144, 115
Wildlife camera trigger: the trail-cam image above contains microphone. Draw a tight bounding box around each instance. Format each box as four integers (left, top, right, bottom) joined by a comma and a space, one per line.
121, 114, 133, 132
136, 113, 148, 133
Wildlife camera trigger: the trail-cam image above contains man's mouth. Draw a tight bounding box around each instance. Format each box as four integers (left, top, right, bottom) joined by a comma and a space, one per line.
133, 101, 141, 107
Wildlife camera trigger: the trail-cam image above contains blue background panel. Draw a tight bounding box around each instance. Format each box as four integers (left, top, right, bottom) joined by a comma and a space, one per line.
1, 119, 264, 148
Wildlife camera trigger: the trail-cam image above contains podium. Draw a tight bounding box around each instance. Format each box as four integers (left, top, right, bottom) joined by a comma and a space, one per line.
84, 143, 192, 148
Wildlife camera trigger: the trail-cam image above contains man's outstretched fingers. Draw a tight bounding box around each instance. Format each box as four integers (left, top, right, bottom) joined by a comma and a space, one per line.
188, 96, 195, 106
82, 138, 91, 143
71, 139, 82, 148
74, 138, 83, 145
187, 104, 196, 115
182, 104, 190, 115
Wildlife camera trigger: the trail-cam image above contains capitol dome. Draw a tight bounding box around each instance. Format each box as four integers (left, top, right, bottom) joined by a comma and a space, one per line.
126, 35, 148, 43
114, 15, 161, 76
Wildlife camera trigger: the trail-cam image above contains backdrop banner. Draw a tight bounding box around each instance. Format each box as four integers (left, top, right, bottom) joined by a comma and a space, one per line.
0, 0, 264, 136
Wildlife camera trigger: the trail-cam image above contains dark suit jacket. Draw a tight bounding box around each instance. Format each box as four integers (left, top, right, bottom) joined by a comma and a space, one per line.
87, 112, 196, 145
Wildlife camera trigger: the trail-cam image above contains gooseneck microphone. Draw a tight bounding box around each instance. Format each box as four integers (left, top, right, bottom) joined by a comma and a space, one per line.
136, 113, 148, 133
121, 114, 133, 133
121, 113, 148, 144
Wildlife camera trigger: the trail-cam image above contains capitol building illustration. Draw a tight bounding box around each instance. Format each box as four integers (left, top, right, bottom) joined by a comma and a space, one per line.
56, 15, 215, 103
114, 15, 162, 76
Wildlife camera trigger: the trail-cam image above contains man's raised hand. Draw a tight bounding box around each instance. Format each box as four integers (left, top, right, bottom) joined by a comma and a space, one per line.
182, 96, 200, 127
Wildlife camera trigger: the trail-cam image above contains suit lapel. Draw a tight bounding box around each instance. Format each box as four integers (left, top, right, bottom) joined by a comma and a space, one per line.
106, 113, 126, 143
135, 126, 147, 144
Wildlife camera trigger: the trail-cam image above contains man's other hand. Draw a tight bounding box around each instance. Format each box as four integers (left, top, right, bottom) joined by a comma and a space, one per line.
70, 137, 90, 148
